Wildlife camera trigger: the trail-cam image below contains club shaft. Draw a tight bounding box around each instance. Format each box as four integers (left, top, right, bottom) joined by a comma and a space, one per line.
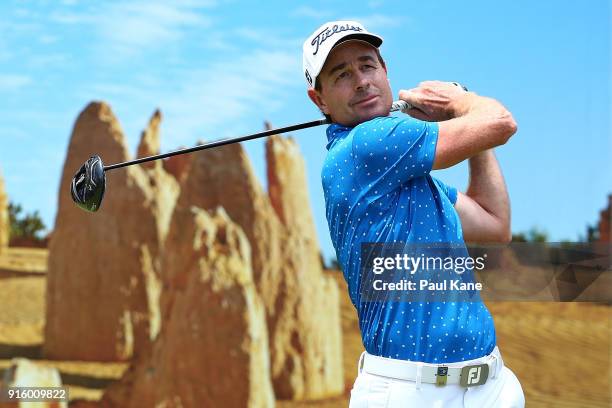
103, 100, 411, 172
104, 118, 329, 171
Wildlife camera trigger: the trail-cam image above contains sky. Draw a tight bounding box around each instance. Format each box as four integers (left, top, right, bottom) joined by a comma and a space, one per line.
0, 0, 610, 262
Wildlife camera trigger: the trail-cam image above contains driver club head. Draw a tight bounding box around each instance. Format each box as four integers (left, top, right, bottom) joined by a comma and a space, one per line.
71, 155, 106, 212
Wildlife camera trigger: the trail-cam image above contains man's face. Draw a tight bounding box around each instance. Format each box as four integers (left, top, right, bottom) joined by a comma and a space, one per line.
308, 40, 392, 127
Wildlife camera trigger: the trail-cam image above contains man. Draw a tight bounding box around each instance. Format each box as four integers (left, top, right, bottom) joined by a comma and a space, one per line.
303, 21, 525, 407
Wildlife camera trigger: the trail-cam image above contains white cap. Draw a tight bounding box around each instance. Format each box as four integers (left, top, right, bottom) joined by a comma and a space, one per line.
302, 20, 383, 88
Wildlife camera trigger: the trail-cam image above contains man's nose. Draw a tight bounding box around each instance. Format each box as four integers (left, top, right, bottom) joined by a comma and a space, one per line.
353, 71, 370, 91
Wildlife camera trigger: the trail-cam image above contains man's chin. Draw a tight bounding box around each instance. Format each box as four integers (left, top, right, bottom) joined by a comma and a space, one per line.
353, 106, 391, 124
333, 102, 392, 126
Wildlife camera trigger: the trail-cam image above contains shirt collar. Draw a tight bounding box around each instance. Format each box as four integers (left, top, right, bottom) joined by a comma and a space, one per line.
325, 123, 352, 150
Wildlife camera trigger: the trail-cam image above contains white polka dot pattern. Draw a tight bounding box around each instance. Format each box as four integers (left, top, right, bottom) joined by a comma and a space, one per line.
321, 116, 496, 363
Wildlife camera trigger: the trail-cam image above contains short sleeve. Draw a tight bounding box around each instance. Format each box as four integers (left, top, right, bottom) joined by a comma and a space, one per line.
352, 117, 438, 195
432, 177, 458, 205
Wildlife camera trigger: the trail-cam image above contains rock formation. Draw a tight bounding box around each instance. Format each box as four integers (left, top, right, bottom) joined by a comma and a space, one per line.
46, 103, 343, 401
265, 135, 343, 399
266, 135, 319, 245
136, 110, 180, 252
174, 141, 282, 308
101, 207, 275, 408
135, 109, 161, 167
0, 168, 8, 253
162, 147, 193, 185
172, 135, 343, 399
44, 102, 174, 361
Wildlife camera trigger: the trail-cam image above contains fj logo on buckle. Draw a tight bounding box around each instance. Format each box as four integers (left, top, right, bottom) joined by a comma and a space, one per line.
436, 366, 448, 386
460, 364, 489, 387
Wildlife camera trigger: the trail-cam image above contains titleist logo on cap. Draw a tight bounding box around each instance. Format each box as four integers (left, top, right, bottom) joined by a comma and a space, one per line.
311, 23, 363, 55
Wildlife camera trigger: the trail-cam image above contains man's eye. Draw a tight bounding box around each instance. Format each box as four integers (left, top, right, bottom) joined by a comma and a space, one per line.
363, 64, 375, 70
336, 72, 349, 81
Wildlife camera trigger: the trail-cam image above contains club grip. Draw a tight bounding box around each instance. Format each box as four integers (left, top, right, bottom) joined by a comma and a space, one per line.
391, 100, 413, 113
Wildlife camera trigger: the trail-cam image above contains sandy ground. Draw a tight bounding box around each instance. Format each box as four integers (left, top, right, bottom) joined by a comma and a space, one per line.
0, 247, 610, 407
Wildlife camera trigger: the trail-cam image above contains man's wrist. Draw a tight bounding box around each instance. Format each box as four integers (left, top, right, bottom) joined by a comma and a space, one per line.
451, 91, 477, 118
469, 148, 494, 163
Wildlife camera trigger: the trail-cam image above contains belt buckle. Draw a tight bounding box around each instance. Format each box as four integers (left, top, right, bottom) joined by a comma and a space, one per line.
435, 366, 448, 386
460, 363, 489, 387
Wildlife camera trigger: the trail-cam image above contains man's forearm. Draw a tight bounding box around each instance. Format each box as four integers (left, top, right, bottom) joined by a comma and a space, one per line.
465, 149, 511, 237
431, 92, 518, 170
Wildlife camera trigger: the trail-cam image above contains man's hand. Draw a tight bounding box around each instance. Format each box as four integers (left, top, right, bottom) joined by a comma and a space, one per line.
398, 81, 517, 170
399, 81, 472, 122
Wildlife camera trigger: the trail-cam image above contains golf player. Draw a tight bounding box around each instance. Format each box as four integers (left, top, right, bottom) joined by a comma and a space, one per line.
303, 21, 525, 407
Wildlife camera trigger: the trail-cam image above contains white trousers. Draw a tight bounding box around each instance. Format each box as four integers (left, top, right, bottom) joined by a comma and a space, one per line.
349, 349, 525, 408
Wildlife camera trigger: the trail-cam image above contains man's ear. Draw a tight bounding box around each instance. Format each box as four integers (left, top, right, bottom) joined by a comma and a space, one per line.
307, 88, 330, 115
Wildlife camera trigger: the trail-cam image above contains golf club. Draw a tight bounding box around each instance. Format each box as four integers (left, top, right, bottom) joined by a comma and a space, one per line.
70, 100, 412, 212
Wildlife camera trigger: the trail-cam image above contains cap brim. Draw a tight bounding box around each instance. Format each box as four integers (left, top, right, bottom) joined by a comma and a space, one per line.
332, 33, 383, 50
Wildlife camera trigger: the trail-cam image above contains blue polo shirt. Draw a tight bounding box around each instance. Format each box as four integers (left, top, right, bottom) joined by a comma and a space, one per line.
322, 115, 496, 363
